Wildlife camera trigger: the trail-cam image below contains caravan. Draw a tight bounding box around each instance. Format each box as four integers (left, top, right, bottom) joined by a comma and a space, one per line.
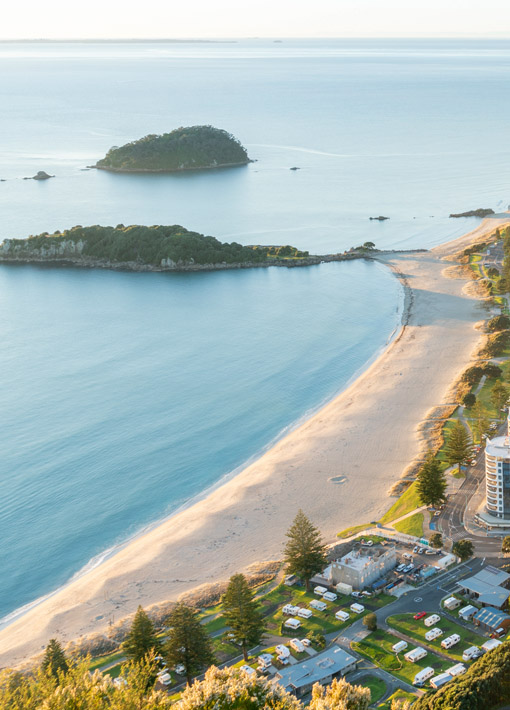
441, 634, 461, 650
444, 597, 461, 611
297, 607, 313, 619
413, 667, 435, 687
424, 614, 440, 627
462, 646, 481, 661
391, 640, 408, 654
425, 627, 443, 642
310, 599, 327, 612
404, 647, 427, 663
335, 610, 350, 622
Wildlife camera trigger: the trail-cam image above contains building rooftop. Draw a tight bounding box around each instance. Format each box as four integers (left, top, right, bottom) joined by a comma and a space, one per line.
473, 606, 510, 629
275, 646, 356, 691
336, 545, 393, 571
486, 435, 510, 458
473, 566, 510, 587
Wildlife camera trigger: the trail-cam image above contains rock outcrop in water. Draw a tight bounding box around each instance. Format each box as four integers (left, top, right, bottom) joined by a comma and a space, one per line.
94, 126, 251, 173
369, 216, 390, 221
23, 171, 54, 181
449, 208, 495, 218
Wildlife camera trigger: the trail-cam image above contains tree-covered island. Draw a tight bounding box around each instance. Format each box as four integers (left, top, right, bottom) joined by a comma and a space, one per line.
94, 126, 251, 172
0, 224, 311, 271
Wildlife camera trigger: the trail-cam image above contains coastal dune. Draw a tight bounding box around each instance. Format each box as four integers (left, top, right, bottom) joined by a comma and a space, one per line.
0, 218, 507, 668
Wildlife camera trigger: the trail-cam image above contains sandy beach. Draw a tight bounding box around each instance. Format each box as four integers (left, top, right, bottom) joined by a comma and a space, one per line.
0, 216, 508, 668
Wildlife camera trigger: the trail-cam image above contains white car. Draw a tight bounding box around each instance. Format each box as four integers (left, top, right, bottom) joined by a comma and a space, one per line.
302, 638, 311, 647
174, 664, 185, 675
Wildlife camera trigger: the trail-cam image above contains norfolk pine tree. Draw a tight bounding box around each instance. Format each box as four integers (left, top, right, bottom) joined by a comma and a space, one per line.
221, 573, 264, 661
283, 510, 328, 591
416, 451, 447, 507
444, 420, 472, 473
41, 639, 69, 680
123, 605, 161, 663
164, 603, 215, 685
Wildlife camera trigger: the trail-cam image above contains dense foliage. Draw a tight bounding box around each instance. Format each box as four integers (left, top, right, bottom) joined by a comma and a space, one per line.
164, 603, 215, 685
96, 126, 250, 171
413, 642, 510, 710
123, 605, 161, 663
452, 538, 474, 561
40, 639, 69, 680
221, 574, 265, 661
7, 225, 309, 267
283, 510, 328, 591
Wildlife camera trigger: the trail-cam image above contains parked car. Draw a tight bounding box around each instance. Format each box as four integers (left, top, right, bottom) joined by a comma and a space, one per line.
361, 539, 374, 547
397, 564, 407, 572
351, 591, 363, 599
414, 611, 427, 620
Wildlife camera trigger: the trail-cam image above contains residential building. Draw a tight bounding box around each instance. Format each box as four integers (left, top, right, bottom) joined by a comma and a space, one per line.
329, 544, 397, 589
273, 646, 357, 698
481, 413, 510, 527
457, 567, 510, 609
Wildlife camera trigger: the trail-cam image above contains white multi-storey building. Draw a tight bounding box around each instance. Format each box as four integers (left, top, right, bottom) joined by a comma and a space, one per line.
483, 412, 510, 523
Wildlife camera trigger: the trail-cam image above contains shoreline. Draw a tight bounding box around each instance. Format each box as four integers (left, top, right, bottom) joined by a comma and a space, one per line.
0, 217, 507, 668
92, 160, 252, 173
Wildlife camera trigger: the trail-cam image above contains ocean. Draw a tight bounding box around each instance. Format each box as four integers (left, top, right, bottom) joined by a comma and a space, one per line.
1, 38, 510, 623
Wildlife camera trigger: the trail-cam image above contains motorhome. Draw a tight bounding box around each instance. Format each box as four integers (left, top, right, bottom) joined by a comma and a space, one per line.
425, 627, 443, 642
404, 647, 427, 663
441, 634, 461, 650
413, 667, 435, 687
391, 640, 408, 654
424, 614, 441, 627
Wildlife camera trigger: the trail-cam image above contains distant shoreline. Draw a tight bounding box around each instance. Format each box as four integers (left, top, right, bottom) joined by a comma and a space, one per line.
92, 159, 252, 174
0, 249, 427, 273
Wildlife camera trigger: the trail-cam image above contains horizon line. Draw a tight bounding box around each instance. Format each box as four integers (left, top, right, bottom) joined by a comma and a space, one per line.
2, 35, 510, 42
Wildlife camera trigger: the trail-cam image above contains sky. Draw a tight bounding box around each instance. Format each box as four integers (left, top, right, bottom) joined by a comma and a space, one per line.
2, 0, 510, 39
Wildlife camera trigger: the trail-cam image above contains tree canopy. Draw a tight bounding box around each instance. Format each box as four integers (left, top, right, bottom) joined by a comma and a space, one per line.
444, 420, 472, 473
96, 126, 250, 172
4, 225, 309, 267
164, 603, 215, 685
41, 639, 69, 680
416, 452, 447, 507
452, 539, 474, 561
122, 605, 161, 663
221, 574, 265, 661
283, 510, 328, 590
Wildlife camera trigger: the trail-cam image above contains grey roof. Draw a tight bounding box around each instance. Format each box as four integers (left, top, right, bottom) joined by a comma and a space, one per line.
473, 606, 510, 629
275, 647, 356, 690
472, 566, 510, 587
458, 577, 510, 607
431, 673, 453, 689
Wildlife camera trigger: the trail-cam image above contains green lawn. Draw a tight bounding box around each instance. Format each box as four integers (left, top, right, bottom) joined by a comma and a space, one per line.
88, 651, 124, 672
386, 613, 485, 663
337, 523, 372, 538
378, 689, 417, 709
394, 512, 424, 537
379, 482, 422, 524
357, 675, 386, 704
352, 629, 449, 686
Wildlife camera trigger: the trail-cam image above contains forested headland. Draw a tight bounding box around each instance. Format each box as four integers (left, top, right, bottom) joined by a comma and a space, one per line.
94, 126, 251, 172
0, 224, 310, 270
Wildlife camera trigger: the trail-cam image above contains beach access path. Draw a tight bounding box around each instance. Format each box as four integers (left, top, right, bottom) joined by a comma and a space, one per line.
0, 217, 508, 669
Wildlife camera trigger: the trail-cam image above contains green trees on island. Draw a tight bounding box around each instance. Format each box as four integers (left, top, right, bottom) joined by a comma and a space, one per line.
122, 605, 161, 663
416, 451, 447, 507
283, 510, 328, 591
221, 573, 265, 661
41, 639, 69, 680
163, 602, 215, 685
95, 126, 250, 172
452, 539, 474, 561
444, 420, 472, 473
6, 225, 310, 267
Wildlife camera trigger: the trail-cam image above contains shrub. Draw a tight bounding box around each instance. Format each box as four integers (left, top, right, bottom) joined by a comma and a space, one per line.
462, 393, 476, 408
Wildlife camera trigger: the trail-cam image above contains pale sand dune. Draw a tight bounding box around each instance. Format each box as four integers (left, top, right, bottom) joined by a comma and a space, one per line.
0, 217, 508, 667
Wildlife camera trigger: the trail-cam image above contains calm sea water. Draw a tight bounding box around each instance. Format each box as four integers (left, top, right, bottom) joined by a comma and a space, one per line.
1, 38, 510, 622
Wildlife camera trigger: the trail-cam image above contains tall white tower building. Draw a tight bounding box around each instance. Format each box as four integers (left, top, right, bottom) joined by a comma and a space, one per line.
485, 412, 510, 520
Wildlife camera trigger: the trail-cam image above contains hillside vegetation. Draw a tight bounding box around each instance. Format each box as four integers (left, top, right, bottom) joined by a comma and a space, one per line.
95, 126, 250, 172
0, 225, 309, 267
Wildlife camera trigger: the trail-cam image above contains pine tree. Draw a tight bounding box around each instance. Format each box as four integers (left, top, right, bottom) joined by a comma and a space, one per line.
123, 605, 161, 663
491, 380, 509, 415
416, 452, 447, 507
283, 510, 328, 591
221, 574, 264, 661
41, 638, 68, 680
444, 420, 472, 473
472, 401, 490, 443
164, 603, 215, 685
